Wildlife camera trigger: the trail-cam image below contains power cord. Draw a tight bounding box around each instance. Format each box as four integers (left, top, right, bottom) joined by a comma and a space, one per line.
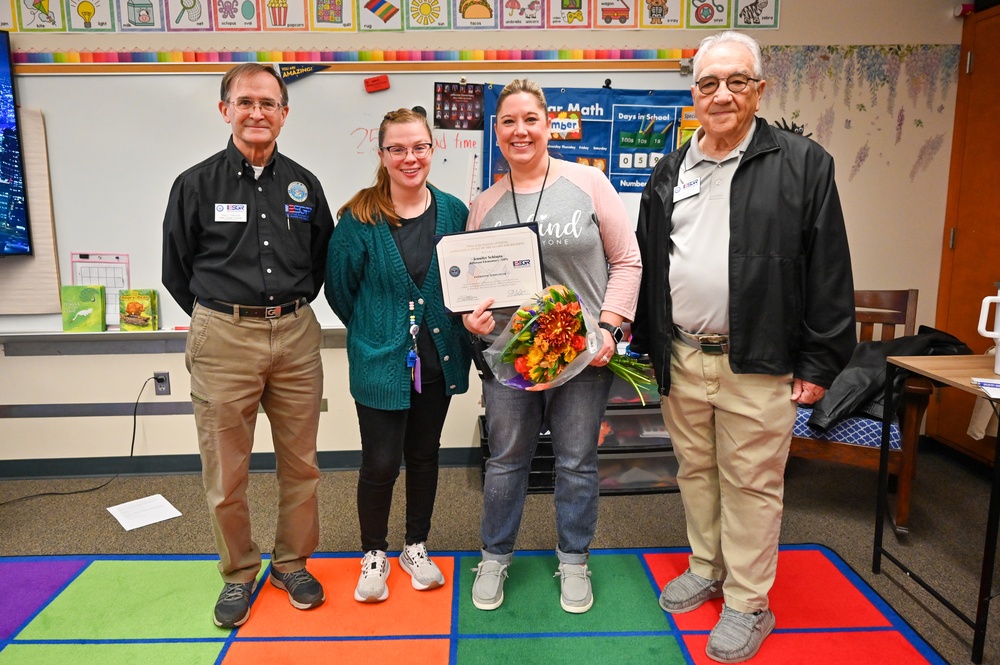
0, 376, 153, 507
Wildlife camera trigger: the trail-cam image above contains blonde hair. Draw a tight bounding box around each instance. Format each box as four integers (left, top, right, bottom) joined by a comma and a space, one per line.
495, 78, 547, 115
338, 108, 433, 226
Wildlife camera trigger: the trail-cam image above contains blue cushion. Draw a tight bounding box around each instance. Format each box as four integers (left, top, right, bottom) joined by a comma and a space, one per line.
793, 406, 901, 451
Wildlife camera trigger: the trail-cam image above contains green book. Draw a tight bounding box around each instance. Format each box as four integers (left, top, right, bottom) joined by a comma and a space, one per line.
61, 285, 107, 332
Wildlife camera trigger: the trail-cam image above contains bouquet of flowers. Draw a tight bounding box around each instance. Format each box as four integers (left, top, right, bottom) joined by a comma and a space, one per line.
483, 285, 657, 403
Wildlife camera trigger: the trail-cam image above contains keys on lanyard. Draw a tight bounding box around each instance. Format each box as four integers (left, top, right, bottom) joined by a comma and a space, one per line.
407, 302, 422, 393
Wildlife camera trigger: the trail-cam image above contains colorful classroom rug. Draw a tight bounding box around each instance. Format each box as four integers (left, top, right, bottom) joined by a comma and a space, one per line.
0, 544, 944, 664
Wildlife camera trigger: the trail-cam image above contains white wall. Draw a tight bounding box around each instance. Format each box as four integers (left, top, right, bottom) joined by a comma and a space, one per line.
0, 345, 483, 463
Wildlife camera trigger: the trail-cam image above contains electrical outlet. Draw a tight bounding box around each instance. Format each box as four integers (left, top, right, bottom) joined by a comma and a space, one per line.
153, 372, 171, 396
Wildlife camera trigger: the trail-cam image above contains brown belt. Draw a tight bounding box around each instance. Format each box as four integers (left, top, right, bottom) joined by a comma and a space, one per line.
674, 326, 730, 355
198, 297, 306, 319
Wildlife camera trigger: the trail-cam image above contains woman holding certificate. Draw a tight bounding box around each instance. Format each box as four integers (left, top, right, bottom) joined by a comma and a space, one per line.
326, 107, 471, 604
462, 79, 642, 613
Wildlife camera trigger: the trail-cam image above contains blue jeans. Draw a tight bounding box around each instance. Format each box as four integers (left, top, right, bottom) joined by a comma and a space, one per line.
480, 365, 613, 565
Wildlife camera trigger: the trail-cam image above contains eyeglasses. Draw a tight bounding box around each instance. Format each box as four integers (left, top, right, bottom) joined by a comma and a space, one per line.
228, 98, 285, 114
694, 74, 761, 95
380, 143, 433, 159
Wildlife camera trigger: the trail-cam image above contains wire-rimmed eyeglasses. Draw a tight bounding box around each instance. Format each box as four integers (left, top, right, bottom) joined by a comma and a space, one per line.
694, 74, 761, 95
228, 98, 285, 114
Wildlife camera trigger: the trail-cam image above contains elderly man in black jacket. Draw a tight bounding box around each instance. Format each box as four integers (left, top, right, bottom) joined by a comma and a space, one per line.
631, 30, 856, 663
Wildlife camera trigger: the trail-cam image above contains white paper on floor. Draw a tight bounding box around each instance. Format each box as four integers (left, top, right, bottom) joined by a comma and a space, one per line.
107, 494, 182, 531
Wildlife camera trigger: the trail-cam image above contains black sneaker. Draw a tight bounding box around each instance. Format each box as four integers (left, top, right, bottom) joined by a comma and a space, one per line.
269, 567, 325, 610
214, 581, 254, 628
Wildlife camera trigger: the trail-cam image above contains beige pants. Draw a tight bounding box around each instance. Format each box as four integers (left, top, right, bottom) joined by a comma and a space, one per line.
187, 302, 323, 583
661, 337, 795, 614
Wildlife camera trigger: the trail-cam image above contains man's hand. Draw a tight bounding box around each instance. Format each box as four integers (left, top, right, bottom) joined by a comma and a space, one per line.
791, 378, 826, 405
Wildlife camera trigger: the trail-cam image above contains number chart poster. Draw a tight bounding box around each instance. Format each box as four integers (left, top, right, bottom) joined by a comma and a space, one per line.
483, 85, 691, 194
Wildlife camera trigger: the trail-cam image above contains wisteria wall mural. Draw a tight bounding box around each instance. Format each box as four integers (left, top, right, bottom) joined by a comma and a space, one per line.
760, 44, 959, 183
754, 43, 959, 316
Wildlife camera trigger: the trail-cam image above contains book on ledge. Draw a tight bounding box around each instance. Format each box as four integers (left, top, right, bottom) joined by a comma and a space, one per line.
60, 285, 106, 332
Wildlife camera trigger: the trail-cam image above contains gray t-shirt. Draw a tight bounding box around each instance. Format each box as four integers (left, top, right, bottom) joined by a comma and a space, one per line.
468, 159, 641, 342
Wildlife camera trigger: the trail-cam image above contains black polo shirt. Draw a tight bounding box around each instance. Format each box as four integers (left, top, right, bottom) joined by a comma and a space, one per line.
162, 137, 335, 315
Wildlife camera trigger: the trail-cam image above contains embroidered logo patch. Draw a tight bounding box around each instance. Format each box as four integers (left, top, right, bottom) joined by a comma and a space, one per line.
288, 181, 308, 202
285, 204, 314, 221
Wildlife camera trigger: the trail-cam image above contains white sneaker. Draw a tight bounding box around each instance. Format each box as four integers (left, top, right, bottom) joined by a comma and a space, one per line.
399, 542, 445, 590
354, 550, 390, 603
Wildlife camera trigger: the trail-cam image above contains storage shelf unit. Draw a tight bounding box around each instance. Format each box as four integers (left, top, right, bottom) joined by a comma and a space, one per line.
478, 366, 678, 495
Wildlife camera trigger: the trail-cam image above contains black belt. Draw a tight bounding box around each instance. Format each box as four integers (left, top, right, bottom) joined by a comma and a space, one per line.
197, 297, 306, 319
674, 326, 730, 355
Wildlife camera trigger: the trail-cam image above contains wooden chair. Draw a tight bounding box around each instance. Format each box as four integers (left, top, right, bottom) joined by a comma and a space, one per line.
789, 289, 933, 534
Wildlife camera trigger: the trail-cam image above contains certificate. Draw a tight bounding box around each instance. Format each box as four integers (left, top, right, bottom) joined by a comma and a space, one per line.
435, 224, 544, 314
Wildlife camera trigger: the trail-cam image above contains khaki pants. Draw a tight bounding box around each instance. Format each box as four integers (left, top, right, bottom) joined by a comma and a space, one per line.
661, 337, 795, 613
186, 302, 323, 583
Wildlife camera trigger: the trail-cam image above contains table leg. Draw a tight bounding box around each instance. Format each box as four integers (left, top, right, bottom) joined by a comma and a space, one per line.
872, 362, 896, 574
971, 401, 1000, 664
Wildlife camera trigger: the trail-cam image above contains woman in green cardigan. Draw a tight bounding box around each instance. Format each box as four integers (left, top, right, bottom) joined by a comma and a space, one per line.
325, 107, 471, 604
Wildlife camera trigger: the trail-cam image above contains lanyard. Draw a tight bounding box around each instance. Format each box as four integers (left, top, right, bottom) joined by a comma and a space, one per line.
406, 300, 422, 393
509, 157, 550, 226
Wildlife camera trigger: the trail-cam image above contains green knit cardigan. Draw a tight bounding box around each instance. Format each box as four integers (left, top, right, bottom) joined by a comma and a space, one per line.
325, 185, 472, 410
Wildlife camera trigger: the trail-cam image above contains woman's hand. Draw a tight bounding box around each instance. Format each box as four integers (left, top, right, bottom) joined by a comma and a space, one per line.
462, 298, 496, 336
590, 329, 617, 367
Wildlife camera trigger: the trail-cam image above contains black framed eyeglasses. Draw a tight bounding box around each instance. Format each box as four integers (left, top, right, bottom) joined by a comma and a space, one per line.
694, 74, 761, 95
229, 98, 285, 114
380, 143, 433, 159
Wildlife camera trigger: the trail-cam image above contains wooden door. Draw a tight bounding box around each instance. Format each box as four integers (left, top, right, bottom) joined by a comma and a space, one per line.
928, 6, 1000, 464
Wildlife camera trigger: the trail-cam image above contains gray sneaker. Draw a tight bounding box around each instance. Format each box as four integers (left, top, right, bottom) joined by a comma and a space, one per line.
213, 580, 255, 628
706, 605, 776, 663
659, 569, 724, 613
555, 562, 593, 613
400, 542, 445, 590
471, 560, 508, 610
354, 550, 390, 603
269, 567, 325, 610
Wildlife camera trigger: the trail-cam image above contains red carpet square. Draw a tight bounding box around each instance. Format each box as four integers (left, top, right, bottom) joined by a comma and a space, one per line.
644, 546, 890, 631
222, 638, 451, 663
237, 555, 454, 638
683, 630, 937, 664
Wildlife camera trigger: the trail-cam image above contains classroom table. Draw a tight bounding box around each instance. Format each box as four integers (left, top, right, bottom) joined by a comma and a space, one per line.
872, 355, 999, 664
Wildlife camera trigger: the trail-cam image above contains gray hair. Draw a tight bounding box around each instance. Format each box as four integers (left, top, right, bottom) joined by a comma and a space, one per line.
691, 31, 764, 80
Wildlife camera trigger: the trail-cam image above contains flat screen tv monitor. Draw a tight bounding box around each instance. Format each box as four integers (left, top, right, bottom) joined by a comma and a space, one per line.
0, 30, 31, 257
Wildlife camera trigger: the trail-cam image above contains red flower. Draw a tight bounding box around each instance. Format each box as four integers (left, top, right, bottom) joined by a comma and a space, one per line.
570, 334, 586, 351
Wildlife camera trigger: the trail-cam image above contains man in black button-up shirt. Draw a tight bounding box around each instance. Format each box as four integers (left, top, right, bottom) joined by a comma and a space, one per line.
161, 63, 335, 629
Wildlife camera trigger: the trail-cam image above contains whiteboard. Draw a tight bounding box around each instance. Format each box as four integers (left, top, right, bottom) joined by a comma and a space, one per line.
13, 68, 690, 331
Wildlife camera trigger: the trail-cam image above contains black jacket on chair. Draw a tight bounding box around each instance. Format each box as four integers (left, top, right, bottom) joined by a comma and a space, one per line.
807, 326, 972, 430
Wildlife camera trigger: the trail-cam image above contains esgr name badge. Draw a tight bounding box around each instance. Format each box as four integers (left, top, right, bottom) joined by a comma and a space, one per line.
215, 204, 248, 222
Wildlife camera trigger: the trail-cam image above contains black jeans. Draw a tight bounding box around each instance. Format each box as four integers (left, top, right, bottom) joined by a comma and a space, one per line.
355, 379, 452, 552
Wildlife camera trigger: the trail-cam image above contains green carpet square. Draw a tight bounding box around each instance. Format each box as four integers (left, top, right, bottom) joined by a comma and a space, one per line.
457, 553, 669, 634
0, 643, 224, 665
456, 635, 686, 664
13, 559, 257, 640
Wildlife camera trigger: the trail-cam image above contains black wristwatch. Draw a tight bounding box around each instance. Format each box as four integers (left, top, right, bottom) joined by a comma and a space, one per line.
598, 322, 624, 344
